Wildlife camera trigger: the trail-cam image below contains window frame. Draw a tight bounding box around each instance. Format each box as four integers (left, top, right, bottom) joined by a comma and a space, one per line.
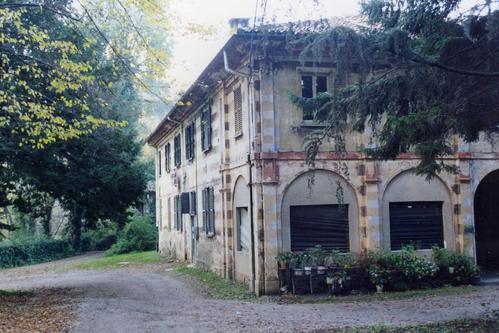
165, 143, 171, 173
185, 122, 195, 161
233, 86, 243, 138
202, 187, 215, 237
174, 134, 181, 167
201, 105, 212, 152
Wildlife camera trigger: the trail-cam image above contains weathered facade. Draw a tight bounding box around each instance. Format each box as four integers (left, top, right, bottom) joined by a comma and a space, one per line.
148, 21, 499, 295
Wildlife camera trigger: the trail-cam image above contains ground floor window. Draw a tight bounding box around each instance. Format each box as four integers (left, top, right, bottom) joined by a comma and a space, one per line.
236, 207, 249, 252
290, 204, 349, 252
389, 201, 444, 250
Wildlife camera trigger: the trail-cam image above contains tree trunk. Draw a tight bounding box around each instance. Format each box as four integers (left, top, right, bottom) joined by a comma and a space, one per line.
70, 204, 85, 252
41, 200, 54, 237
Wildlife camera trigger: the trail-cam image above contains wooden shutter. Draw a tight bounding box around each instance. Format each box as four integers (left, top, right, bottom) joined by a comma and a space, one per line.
189, 191, 196, 216
208, 187, 215, 235
158, 150, 162, 176
201, 106, 212, 151
174, 134, 181, 166
234, 87, 242, 137
165, 143, 170, 173
202, 188, 207, 231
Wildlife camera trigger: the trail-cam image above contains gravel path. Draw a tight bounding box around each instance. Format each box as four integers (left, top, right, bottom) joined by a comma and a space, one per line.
0, 255, 498, 332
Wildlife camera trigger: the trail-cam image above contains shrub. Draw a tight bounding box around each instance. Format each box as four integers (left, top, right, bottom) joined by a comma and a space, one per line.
432, 247, 480, 285
0, 239, 73, 269
81, 222, 118, 251
106, 213, 156, 256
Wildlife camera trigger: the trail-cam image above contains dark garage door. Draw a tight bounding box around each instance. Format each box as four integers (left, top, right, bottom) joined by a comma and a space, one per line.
389, 201, 444, 250
290, 204, 349, 252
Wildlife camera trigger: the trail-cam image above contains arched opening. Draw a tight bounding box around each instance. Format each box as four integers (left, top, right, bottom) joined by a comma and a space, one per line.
475, 169, 499, 269
281, 169, 360, 252
382, 171, 454, 251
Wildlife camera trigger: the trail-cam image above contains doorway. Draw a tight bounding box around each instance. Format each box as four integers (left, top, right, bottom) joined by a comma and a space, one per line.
475, 170, 499, 269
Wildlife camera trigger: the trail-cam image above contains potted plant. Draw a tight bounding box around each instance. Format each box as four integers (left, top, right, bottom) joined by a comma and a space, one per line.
291, 252, 304, 276
302, 253, 314, 275
310, 245, 327, 274
276, 252, 292, 270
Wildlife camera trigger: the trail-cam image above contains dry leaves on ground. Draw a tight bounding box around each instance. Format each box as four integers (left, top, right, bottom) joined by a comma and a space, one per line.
0, 288, 77, 333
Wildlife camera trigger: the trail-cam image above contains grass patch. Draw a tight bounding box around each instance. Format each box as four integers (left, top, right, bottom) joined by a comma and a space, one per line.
174, 266, 254, 300
0, 290, 32, 297
73, 251, 161, 270
279, 285, 482, 304
324, 317, 499, 333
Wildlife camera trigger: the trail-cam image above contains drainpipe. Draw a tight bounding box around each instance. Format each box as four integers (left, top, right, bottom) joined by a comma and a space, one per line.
224, 49, 256, 293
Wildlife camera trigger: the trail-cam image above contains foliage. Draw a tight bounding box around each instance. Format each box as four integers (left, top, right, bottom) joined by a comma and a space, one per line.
81, 221, 118, 252
106, 213, 156, 256
73, 250, 160, 270
432, 246, 480, 285
175, 266, 254, 300
289, 0, 499, 176
0, 238, 73, 268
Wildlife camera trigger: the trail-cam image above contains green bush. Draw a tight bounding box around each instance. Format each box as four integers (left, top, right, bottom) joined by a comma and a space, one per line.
106, 213, 156, 256
81, 222, 118, 251
432, 247, 480, 285
0, 239, 73, 269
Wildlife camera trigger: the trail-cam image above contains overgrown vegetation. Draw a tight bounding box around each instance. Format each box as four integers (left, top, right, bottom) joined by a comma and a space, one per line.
175, 266, 254, 300
0, 238, 73, 269
288, 0, 499, 177
74, 251, 161, 270
278, 246, 480, 293
106, 212, 156, 256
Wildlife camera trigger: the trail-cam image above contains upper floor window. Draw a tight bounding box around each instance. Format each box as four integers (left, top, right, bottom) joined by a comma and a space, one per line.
158, 149, 162, 176
201, 105, 212, 152
233, 87, 243, 137
301, 74, 328, 120
165, 143, 171, 173
174, 134, 181, 167
185, 122, 195, 161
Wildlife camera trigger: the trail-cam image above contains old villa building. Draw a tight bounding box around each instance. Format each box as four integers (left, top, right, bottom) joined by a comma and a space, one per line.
148, 19, 499, 295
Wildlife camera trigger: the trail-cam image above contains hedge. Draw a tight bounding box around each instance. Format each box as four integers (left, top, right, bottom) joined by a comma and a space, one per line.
0, 239, 74, 269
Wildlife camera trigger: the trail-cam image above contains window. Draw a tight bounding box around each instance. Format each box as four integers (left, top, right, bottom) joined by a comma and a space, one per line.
202, 187, 215, 236
167, 197, 171, 230
174, 134, 181, 167
236, 207, 249, 252
158, 150, 162, 176
189, 191, 196, 216
233, 87, 243, 137
201, 105, 212, 152
165, 143, 171, 173
185, 122, 195, 161
174, 195, 183, 231
300, 74, 328, 120
389, 201, 444, 250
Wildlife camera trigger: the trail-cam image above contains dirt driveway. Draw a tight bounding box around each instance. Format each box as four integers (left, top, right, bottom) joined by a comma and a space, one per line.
1, 254, 499, 333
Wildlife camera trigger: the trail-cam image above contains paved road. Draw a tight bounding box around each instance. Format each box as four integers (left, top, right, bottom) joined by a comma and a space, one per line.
1, 255, 499, 332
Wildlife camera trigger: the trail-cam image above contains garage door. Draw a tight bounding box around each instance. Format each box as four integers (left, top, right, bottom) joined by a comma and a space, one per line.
389, 201, 444, 250
290, 204, 349, 252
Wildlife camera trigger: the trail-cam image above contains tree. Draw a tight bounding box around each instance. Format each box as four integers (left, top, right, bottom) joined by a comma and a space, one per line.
291, 0, 499, 176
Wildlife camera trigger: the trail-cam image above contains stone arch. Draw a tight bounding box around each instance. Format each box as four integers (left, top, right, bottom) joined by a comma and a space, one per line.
474, 169, 499, 269
232, 175, 251, 283
280, 169, 360, 252
381, 169, 455, 251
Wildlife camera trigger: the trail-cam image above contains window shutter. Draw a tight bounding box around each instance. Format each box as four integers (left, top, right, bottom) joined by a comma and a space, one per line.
202, 188, 207, 232
209, 187, 215, 235
165, 143, 170, 173
190, 191, 196, 216
158, 150, 162, 176
191, 123, 195, 159
206, 106, 212, 149
234, 87, 242, 137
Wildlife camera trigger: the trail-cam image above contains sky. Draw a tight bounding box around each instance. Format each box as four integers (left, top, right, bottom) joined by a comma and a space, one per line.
167, 0, 361, 94
167, 0, 481, 95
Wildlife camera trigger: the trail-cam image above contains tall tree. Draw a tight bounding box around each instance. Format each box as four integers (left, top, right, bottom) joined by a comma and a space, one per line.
291, 0, 499, 176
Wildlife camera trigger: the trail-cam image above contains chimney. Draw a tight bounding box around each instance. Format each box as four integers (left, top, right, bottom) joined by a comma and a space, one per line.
228, 18, 250, 35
